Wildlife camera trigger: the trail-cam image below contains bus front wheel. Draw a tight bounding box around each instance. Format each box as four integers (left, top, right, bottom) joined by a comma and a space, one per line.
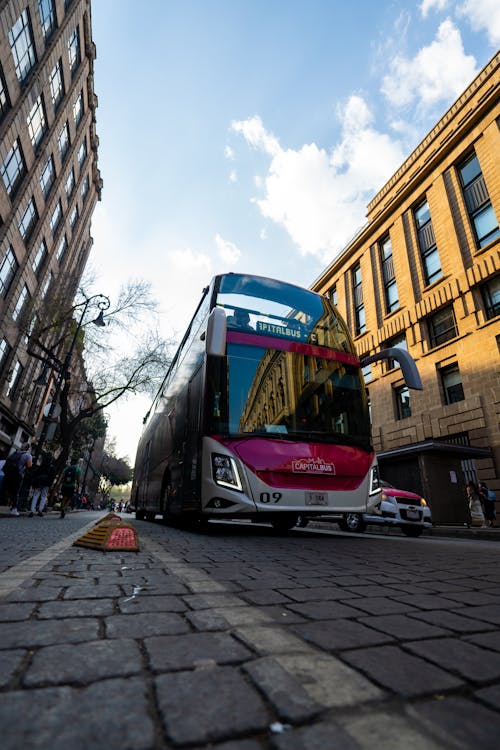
271, 514, 299, 533
135, 508, 146, 521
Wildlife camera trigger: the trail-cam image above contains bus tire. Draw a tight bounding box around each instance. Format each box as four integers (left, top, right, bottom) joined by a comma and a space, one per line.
271, 515, 299, 533
135, 508, 146, 520
145, 511, 156, 522
402, 525, 423, 537
340, 513, 366, 533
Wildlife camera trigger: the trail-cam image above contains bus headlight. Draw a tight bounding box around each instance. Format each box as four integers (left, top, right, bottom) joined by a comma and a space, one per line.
212, 454, 243, 492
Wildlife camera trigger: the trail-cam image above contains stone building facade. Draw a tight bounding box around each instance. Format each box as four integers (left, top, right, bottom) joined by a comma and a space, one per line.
0, 0, 101, 452
312, 51, 500, 523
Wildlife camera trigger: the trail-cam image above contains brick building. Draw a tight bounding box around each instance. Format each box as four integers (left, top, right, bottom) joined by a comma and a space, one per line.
0, 0, 101, 452
312, 51, 500, 524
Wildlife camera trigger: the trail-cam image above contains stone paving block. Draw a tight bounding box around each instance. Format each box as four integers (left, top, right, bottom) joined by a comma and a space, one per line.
358, 614, 451, 640
292, 618, 393, 651
345, 597, 418, 616
404, 637, 500, 683
0, 602, 36, 621
5, 586, 62, 602
0, 677, 154, 750
37, 598, 115, 618
155, 666, 271, 745
409, 696, 500, 750
105, 611, 190, 638
270, 721, 362, 750
0, 648, 26, 687
338, 708, 443, 750
63, 584, 123, 599
186, 608, 231, 631
342, 645, 463, 697
0, 617, 99, 649
349, 585, 406, 598
452, 604, 500, 625
465, 631, 500, 651
281, 586, 356, 602
146, 631, 252, 671
261, 605, 309, 625
285, 600, 364, 620
475, 684, 500, 711
241, 589, 293, 606
24, 638, 143, 686
409, 609, 497, 633
244, 656, 323, 722
119, 594, 187, 614
183, 593, 248, 609
441, 591, 500, 606
389, 594, 456, 610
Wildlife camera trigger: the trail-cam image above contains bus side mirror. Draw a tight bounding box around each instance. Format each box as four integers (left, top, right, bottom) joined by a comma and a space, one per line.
360, 348, 423, 390
205, 307, 227, 357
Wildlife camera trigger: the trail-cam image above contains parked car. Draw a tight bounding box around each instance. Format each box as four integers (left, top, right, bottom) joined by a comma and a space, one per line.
297, 480, 432, 537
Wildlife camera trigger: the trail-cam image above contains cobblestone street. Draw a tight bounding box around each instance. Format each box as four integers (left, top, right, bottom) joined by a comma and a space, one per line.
1, 512, 500, 749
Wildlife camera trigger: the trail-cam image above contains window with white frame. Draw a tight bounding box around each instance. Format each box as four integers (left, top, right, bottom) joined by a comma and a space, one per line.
380, 235, 399, 312
0, 247, 18, 297
414, 199, 442, 286
81, 174, 90, 201
68, 26, 81, 76
49, 58, 64, 109
56, 234, 67, 262
27, 94, 47, 149
40, 154, 55, 197
458, 152, 500, 248
65, 168, 75, 199
58, 121, 70, 162
73, 89, 84, 127
77, 137, 87, 168
12, 284, 30, 321
6, 359, 23, 398
9, 9, 36, 83
1, 140, 26, 197
32, 239, 47, 276
18, 198, 38, 242
40, 272, 52, 299
69, 205, 78, 229
38, 0, 57, 40
0, 338, 11, 375
0, 64, 9, 120
49, 200, 62, 236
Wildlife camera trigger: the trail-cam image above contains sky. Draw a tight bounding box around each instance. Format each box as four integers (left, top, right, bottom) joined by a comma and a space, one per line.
87, 0, 500, 464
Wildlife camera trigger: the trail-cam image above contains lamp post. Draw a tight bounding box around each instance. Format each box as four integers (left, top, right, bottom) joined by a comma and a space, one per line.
34, 293, 110, 461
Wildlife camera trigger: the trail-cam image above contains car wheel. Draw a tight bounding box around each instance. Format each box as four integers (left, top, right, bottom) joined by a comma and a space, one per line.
402, 525, 423, 537
341, 513, 366, 533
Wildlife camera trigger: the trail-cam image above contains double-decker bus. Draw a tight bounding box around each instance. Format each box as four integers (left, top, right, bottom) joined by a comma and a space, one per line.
131, 273, 421, 531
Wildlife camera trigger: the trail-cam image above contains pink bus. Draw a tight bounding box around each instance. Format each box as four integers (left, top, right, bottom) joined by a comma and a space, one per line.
131, 273, 421, 531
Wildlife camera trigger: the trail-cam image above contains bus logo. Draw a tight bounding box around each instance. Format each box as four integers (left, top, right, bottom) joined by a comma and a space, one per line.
292, 458, 336, 475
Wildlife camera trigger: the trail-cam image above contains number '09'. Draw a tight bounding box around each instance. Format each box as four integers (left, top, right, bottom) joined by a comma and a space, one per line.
259, 492, 282, 503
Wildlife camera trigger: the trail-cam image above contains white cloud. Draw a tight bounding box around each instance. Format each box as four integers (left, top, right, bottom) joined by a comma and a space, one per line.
215, 233, 242, 265
457, 0, 500, 45
224, 145, 234, 160
228, 169, 237, 183
420, 0, 449, 18
381, 19, 478, 109
232, 98, 405, 263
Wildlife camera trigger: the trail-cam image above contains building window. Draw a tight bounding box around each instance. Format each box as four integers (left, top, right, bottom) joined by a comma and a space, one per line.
458, 152, 500, 248
395, 384, 411, 420
380, 235, 398, 312
329, 284, 338, 307
49, 200, 62, 236
12, 284, 30, 321
73, 89, 84, 128
65, 168, 75, 199
49, 59, 65, 109
18, 198, 38, 242
0, 65, 10, 121
77, 137, 87, 168
81, 174, 90, 201
69, 205, 79, 229
32, 239, 47, 276
385, 332, 408, 370
361, 363, 372, 384
38, 0, 57, 40
414, 199, 442, 286
440, 364, 464, 405
58, 122, 70, 162
1, 140, 26, 197
481, 275, 500, 320
428, 305, 458, 348
6, 359, 23, 399
40, 154, 55, 198
352, 263, 365, 335
68, 26, 81, 76
56, 234, 67, 263
9, 9, 36, 83
0, 247, 18, 297
27, 95, 47, 151
0, 338, 11, 375
40, 272, 52, 299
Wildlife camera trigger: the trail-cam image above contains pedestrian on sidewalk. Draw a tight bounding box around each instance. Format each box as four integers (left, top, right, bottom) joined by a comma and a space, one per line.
59, 458, 81, 518
29, 450, 56, 517
1, 443, 33, 516
479, 482, 497, 528
466, 481, 486, 527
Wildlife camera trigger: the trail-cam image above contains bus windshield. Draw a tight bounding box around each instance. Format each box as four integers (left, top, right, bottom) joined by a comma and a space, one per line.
217, 273, 353, 352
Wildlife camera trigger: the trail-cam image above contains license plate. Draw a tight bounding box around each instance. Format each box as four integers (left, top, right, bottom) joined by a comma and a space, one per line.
406, 508, 420, 520
305, 492, 328, 506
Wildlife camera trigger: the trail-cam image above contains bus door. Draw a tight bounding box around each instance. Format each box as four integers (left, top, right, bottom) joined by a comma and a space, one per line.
181, 365, 204, 510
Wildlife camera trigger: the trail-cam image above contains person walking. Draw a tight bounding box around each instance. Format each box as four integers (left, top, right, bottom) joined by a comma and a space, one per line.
59, 458, 81, 519
2, 442, 33, 516
466, 481, 486, 527
29, 450, 56, 517
479, 482, 497, 528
